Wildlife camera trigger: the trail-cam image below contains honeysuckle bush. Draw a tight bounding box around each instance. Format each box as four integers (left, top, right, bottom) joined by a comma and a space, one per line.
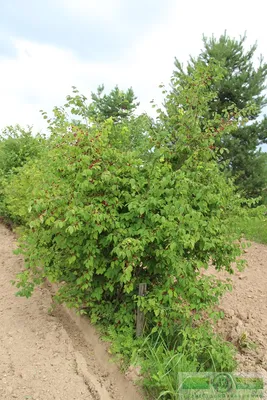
0, 125, 46, 223
3, 61, 252, 379
0, 125, 44, 175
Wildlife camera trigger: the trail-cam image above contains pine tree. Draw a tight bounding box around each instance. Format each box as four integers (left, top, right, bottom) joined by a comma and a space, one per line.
173, 32, 267, 200
88, 85, 139, 123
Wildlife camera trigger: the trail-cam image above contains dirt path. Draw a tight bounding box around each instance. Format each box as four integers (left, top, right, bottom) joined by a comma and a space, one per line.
0, 224, 143, 400
217, 243, 267, 369
208, 242, 267, 397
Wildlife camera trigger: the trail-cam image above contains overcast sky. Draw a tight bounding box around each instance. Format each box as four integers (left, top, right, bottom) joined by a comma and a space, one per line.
0, 0, 267, 134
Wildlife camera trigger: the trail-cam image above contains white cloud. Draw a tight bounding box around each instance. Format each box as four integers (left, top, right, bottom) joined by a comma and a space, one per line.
124, 0, 267, 110
0, 0, 267, 132
0, 38, 120, 132
61, 0, 122, 22
0, 35, 162, 132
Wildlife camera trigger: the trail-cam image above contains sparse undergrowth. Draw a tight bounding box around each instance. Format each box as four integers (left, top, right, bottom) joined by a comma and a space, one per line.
103, 325, 237, 399
235, 209, 267, 245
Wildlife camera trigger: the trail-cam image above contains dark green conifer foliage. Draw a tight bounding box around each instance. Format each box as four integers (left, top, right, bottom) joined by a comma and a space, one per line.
89, 85, 139, 122
173, 33, 267, 200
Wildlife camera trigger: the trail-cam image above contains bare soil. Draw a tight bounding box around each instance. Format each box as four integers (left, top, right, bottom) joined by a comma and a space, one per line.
218, 244, 266, 367
0, 223, 143, 400
208, 242, 267, 397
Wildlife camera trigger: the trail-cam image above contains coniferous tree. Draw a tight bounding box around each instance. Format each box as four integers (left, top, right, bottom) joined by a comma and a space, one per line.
173, 33, 267, 200
88, 85, 139, 123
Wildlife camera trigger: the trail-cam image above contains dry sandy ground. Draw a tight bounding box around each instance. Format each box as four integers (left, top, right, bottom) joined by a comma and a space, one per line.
217, 243, 267, 369
0, 224, 143, 400
208, 242, 267, 398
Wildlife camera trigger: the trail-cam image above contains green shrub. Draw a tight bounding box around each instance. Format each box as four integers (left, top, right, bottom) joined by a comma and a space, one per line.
12, 118, 244, 326
0, 125, 44, 175
0, 125, 45, 223
11, 62, 246, 328
1, 159, 46, 225
3, 61, 253, 397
